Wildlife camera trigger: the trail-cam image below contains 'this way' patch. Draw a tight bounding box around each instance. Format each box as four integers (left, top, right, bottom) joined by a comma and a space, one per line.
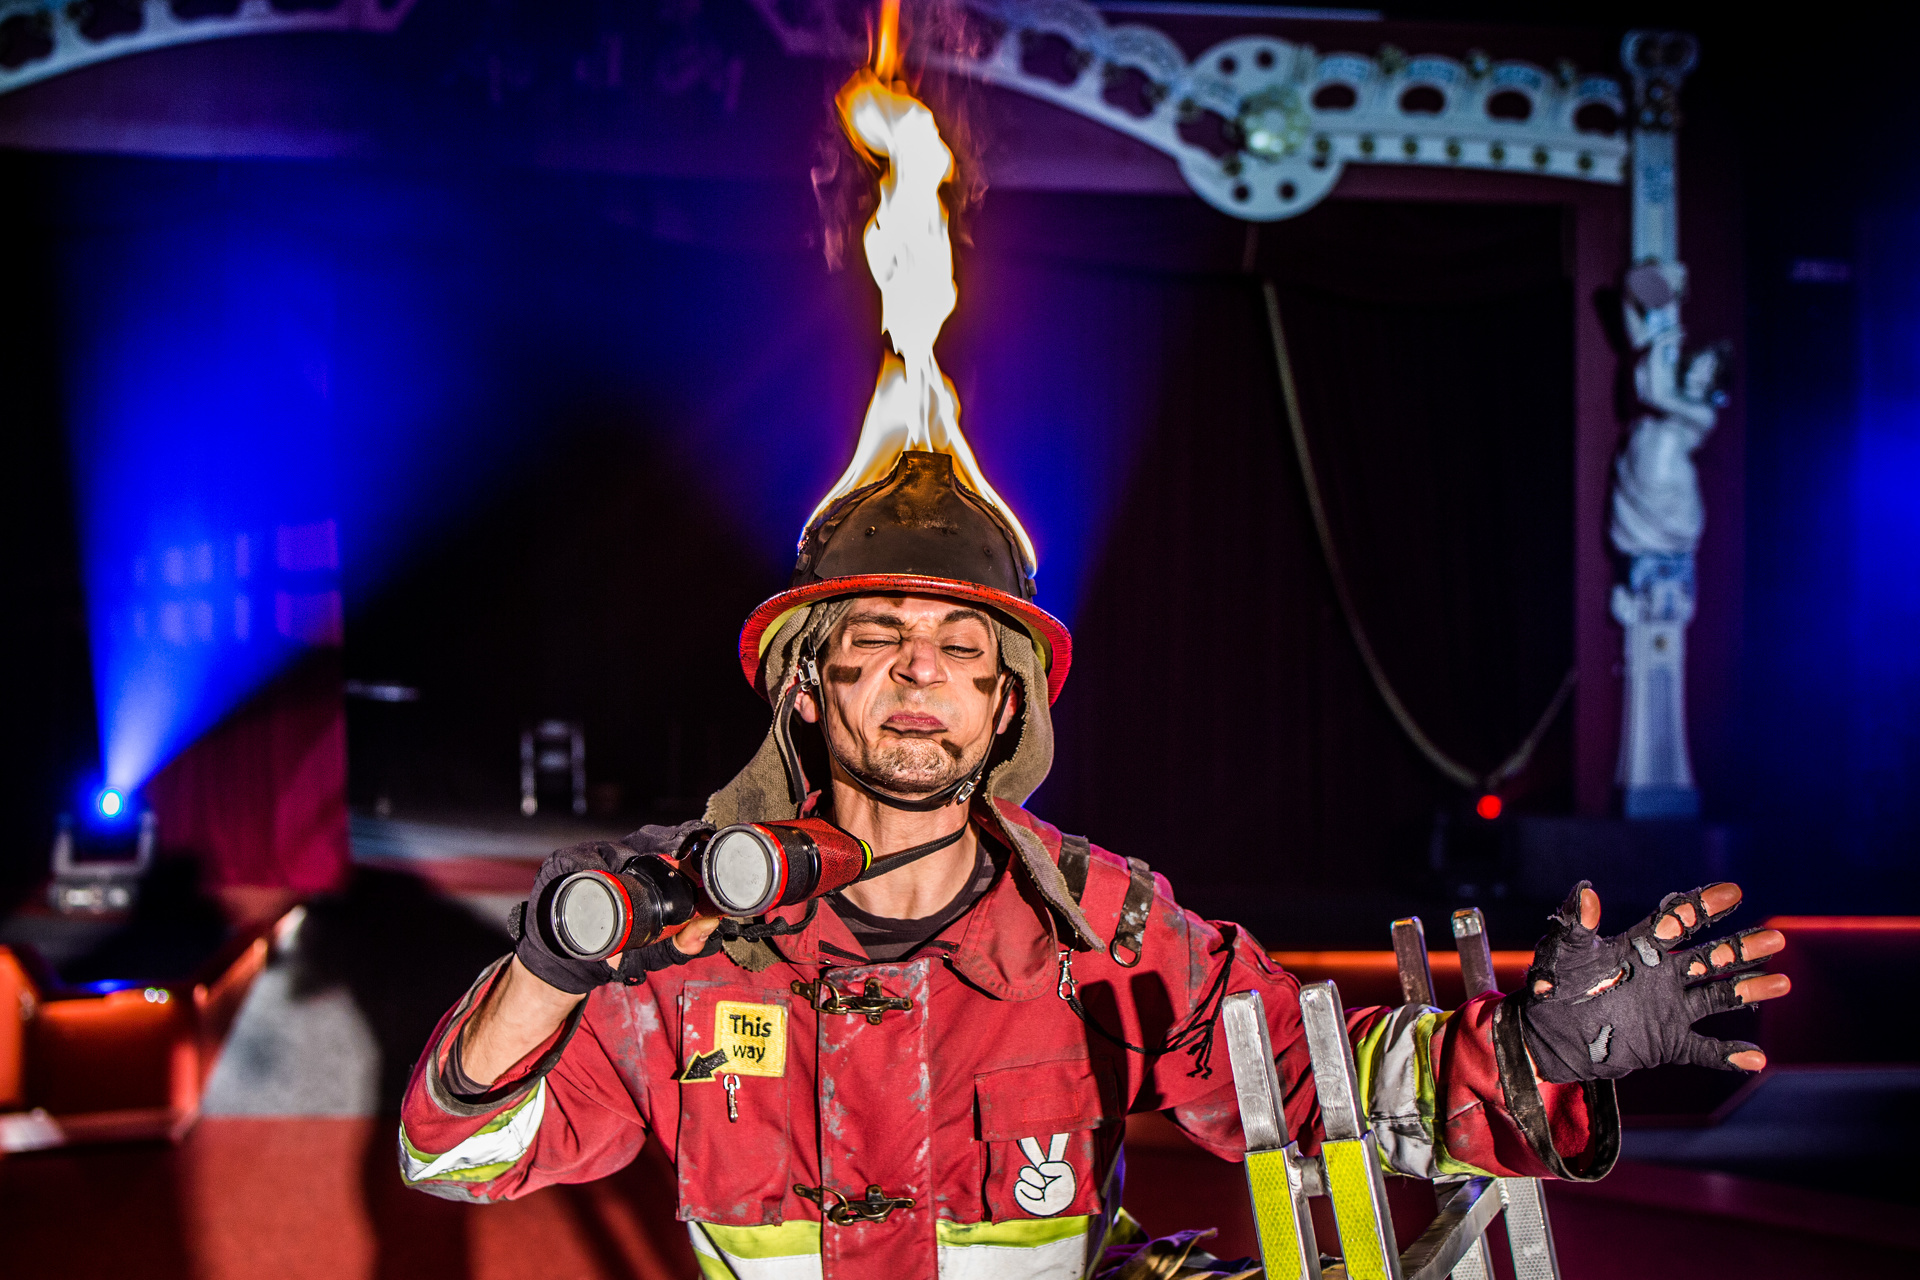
712, 1001, 786, 1077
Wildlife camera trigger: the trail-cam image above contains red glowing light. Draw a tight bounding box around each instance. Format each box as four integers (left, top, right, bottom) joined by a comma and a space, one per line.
1475, 794, 1503, 820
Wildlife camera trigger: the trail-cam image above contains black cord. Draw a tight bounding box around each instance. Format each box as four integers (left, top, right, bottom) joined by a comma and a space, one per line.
1060, 926, 1240, 1079
852, 824, 966, 882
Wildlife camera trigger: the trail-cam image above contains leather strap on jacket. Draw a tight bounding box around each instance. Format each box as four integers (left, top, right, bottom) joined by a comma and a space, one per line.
1110, 859, 1155, 968
1058, 833, 1092, 903
1053, 835, 1153, 969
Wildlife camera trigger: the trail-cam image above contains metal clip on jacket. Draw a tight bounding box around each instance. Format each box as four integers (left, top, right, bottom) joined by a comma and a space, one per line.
794, 1182, 916, 1225
792, 977, 912, 1025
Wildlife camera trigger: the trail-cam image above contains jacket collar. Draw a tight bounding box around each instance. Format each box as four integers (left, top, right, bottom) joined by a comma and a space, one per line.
761, 798, 1093, 1001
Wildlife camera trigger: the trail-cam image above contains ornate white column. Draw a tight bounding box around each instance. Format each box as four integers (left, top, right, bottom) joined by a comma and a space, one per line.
1611, 31, 1724, 819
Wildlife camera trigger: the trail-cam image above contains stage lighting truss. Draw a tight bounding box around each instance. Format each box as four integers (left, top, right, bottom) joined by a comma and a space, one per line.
0, 0, 419, 99
750, 0, 1631, 223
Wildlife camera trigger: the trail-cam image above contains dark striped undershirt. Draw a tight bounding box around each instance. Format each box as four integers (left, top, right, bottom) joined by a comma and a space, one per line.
828, 829, 1003, 963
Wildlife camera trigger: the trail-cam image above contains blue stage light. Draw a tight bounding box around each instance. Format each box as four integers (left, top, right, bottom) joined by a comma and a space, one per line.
64, 206, 346, 793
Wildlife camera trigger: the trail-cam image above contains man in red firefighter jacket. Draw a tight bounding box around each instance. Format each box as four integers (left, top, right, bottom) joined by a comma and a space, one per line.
397, 449, 1789, 1280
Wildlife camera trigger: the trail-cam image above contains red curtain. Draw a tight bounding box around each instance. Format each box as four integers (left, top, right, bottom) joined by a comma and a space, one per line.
145, 652, 350, 893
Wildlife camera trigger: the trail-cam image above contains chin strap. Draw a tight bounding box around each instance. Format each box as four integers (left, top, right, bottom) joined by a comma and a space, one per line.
778, 645, 1014, 815
773, 660, 815, 808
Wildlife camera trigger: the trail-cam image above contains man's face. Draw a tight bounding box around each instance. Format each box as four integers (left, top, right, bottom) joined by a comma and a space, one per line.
796, 594, 1016, 797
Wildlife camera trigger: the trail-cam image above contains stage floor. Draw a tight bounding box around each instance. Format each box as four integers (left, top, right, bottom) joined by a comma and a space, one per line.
3, 1115, 1914, 1280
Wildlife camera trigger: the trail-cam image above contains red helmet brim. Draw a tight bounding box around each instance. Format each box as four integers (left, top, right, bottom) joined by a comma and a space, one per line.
739, 574, 1072, 704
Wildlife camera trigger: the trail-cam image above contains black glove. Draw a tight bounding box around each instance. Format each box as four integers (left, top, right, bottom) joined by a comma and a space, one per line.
510, 822, 714, 994
1518, 881, 1770, 1083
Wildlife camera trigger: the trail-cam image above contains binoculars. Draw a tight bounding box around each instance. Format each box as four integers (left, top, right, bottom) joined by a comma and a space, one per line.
543, 819, 873, 962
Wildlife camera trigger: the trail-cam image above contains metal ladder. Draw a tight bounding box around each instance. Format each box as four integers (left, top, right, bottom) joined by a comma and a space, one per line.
1222, 908, 1562, 1280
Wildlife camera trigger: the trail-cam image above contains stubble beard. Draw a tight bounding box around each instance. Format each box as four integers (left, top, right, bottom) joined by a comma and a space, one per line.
837, 704, 987, 797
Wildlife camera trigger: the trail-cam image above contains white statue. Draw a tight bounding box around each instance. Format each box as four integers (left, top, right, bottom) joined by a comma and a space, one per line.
1608, 259, 1727, 817
1611, 261, 1728, 561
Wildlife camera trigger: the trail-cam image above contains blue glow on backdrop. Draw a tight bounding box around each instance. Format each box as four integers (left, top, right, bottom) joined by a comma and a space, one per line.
63, 211, 342, 793
56, 163, 1150, 794
1850, 201, 1920, 861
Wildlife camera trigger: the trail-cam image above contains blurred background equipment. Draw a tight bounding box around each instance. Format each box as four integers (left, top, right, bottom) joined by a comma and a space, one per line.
343, 680, 420, 819
47, 796, 155, 914
520, 719, 586, 818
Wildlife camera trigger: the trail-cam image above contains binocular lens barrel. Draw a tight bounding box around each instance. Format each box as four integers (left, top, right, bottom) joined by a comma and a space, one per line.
546, 855, 699, 962
543, 821, 872, 961
552, 871, 631, 961
699, 821, 872, 917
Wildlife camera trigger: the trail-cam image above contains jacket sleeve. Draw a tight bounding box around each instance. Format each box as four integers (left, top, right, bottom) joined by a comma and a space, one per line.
396, 957, 656, 1202
1150, 901, 1617, 1182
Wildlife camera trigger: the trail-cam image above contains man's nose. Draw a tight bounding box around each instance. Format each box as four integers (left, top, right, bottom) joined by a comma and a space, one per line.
891, 635, 942, 685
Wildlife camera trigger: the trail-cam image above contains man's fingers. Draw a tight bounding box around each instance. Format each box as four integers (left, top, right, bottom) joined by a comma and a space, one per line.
1685, 927, 1785, 976
1579, 887, 1601, 931
1654, 882, 1744, 941
1685, 1033, 1766, 1073
672, 916, 722, 956
1735, 973, 1791, 1004
1701, 882, 1742, 916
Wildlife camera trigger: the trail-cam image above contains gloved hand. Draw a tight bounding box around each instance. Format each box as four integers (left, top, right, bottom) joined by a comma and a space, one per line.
510, 822, 718, 994
1518, 881, 1788, 1083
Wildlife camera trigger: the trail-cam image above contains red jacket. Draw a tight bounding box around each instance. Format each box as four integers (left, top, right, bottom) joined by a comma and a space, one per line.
399, 799, 1610, 1280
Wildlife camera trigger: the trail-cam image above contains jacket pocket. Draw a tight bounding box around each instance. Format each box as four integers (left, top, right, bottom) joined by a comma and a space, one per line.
677, 980, 794, 1225
975, 1056, 1116, 1222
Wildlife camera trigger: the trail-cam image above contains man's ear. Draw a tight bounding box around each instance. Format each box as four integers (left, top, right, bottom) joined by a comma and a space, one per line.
996, 676, 1022, 735
795, 687, 820, 725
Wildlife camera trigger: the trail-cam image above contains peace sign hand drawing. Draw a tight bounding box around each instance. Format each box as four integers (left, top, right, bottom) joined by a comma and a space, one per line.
1013, 1134, 1076, 1216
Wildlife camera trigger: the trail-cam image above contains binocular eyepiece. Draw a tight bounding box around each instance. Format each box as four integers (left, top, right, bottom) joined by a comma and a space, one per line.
543, 820, 873, 962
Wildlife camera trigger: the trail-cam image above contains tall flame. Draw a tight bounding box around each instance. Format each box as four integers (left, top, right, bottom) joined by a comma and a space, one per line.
807, 0, 1037, 575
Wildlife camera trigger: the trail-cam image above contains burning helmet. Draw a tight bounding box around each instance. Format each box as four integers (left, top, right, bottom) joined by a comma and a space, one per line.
737, 449, 1071, 706
713, 41, 1072, 834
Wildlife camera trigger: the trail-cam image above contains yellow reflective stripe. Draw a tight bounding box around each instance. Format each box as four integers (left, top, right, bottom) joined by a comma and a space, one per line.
1323, 1139, 1393, 1280
1349, 1012, 1392, 1170
689, 1222, 823, 1280
398, 1081, 545, 1185
756, 606, 805, 660
936, 1215, 1092, 1249
700, 1219, 823, 1259
688, 1215, 1097, 1280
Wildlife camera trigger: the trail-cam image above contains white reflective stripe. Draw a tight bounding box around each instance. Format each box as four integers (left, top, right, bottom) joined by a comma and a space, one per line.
937, 1233, 1087, 1280
400, 1081, 546, 1183
689, 1224, 823, 1280
688, 1218, 1094, 1280
1367, 1004, 1442, 1178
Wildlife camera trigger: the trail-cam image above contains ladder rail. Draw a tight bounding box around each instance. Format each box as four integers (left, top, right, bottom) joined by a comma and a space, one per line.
1451, 908, 1563, 1280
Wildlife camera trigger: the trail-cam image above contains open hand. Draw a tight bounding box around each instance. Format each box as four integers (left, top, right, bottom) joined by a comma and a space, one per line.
1519, 881, 1789, 1082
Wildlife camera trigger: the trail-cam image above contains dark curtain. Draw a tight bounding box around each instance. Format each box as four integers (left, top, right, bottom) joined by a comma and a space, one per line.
997, 196, 1575, 945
